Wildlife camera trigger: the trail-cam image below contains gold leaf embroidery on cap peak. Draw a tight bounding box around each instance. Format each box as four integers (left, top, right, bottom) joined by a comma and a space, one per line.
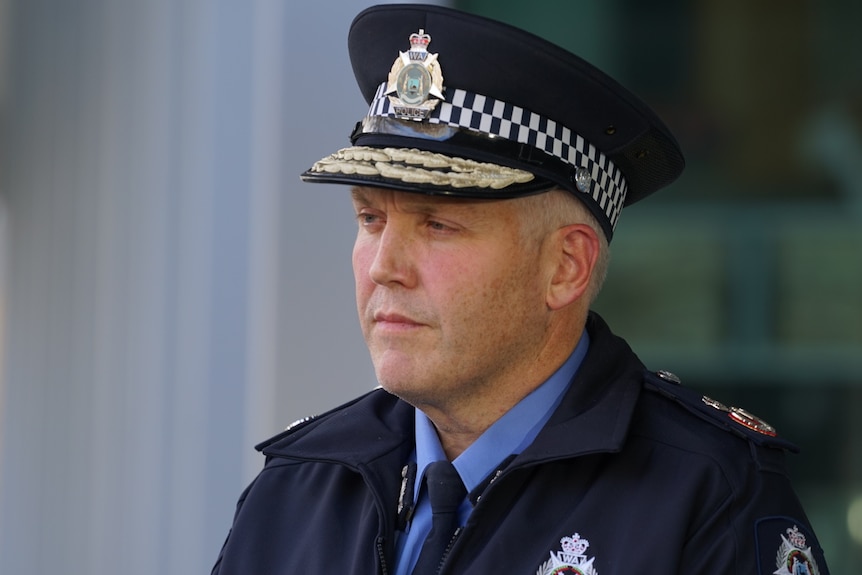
311, 146, 535, 190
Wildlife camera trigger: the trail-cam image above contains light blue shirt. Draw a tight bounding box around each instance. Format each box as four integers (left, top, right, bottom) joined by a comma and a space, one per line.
392, 331, 590, 575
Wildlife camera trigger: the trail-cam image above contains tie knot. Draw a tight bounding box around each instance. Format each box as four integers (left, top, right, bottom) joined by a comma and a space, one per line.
424, 461, 466, 515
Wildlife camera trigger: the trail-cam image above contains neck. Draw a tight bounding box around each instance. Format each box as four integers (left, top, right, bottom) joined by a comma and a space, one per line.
421, 317, 586, 460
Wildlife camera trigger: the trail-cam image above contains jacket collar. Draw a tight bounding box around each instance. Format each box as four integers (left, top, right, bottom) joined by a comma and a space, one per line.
259, 387, 414, 466
260, 312, 643, 466
515, 312, 644, 465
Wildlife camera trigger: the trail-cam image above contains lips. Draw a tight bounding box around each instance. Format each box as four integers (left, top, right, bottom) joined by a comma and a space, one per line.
373, 311, 424, 327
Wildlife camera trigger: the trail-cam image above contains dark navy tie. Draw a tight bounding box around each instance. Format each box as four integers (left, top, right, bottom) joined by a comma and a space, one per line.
411, 461, 466, 575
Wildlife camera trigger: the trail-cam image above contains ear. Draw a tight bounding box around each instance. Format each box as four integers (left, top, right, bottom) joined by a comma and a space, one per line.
545, 223, 600, 310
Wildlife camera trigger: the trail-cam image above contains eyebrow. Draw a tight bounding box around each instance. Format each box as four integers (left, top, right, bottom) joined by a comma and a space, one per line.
350, 186, 481, 215
350, 187, 375, 207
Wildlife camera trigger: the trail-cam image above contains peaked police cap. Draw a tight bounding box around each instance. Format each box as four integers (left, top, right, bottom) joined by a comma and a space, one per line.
301, 3, 685, 241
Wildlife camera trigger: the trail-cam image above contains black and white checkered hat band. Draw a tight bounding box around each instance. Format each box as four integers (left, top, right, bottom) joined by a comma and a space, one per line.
367, 82, 628, 229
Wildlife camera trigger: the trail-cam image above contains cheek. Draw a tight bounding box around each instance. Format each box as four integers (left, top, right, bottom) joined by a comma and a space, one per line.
474, 254, 545, 321
352, 239, 371, 282
352, 240, 375, 311
434, 255, 524, 323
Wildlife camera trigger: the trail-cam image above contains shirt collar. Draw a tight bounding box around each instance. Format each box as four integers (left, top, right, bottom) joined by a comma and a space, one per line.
413, 331, 590, 495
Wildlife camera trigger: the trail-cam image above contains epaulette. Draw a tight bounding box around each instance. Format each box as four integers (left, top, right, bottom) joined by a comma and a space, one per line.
254, 388, 383, 452
642, 369, 799, 453
253, 415, 320, 452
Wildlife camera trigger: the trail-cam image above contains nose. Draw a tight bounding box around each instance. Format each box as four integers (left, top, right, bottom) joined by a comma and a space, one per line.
366, 223, 417, 288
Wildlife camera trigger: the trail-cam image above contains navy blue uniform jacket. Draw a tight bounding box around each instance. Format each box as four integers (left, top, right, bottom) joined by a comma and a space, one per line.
212, 313, 830, 574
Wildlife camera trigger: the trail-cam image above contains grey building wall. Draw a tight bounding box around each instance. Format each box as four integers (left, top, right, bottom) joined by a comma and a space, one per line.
0, 1, 436, 573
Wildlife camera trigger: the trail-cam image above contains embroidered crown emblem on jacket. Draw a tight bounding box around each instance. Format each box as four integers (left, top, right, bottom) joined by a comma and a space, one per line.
536, 532, 599, 575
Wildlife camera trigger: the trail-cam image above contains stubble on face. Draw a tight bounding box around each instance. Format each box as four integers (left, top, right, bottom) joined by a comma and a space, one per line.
351, 188, 556, 422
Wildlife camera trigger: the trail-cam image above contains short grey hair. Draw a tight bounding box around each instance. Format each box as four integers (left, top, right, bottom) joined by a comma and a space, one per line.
519, 188, 611, 305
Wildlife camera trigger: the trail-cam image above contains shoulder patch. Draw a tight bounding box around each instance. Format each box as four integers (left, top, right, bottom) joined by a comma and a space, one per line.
756, 517, 828, 575
642, 369, 798, 452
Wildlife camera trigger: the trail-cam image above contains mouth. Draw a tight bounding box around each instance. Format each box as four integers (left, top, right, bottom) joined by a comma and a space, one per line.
373, 311, 425, 329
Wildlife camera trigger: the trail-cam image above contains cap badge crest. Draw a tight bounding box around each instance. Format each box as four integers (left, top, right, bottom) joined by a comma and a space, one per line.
536, 532, 599, 575
773, 525, 820, 575
385, 29, 444, 120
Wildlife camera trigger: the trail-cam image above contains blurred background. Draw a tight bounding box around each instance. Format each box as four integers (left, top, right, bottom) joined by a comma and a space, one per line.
0, 0, 858, 573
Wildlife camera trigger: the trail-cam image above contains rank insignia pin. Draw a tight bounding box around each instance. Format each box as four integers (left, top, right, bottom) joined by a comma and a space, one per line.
385, 29, 445, 120
702, 396, 778, 437
729, 406, 777, 437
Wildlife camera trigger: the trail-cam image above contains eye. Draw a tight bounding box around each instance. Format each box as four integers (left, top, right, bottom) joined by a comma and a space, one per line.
425, 214, 464, 234
356, 211, 383, 227
428, 220, 451, 231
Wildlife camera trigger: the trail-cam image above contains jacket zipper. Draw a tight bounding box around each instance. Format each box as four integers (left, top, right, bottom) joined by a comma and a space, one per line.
435, 526, 464, 574
376, 537, 389, 575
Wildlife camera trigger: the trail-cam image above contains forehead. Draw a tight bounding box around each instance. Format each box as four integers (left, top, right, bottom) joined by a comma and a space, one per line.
350, 186, 518, 213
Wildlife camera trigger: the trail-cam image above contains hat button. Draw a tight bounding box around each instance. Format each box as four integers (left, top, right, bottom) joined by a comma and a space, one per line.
573, 167, 592, 193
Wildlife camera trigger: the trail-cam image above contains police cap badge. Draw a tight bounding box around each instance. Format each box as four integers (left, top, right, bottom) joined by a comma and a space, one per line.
385, 29, 444, 119
301, 4, 685, 241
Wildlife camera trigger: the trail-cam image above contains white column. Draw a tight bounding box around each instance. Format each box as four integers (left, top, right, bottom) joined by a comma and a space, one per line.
0, 1, 442, 574
0, 1, 261, 573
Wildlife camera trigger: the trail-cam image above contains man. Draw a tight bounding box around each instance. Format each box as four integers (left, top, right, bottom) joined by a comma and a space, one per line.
213, 4, 830, 574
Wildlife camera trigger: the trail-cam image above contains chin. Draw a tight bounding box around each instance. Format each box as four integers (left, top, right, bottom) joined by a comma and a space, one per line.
376, 376, 431, 406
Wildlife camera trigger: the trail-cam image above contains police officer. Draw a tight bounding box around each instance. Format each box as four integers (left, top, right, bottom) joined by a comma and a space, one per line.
212, 4, 830, 574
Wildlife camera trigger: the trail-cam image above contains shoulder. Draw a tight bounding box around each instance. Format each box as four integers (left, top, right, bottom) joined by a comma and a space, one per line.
631, 369, 798, 474
632, 370, 831, 573
254, 387, 412, 459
